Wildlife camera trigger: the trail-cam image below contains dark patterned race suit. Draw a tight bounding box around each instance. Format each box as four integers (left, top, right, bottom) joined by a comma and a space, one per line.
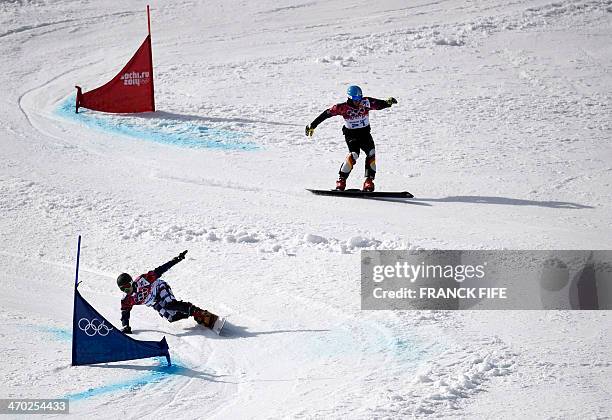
120, 257, 195, 328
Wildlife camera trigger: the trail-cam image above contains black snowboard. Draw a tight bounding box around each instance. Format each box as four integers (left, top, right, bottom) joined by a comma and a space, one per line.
307, 188, 413, 198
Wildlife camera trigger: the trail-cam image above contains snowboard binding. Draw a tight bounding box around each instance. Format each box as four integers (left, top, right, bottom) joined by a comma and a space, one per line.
192, 308, 218, 328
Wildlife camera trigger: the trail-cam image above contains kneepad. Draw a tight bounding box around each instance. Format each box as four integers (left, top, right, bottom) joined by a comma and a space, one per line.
346, 151, 359, 165
340, 152, 359, 174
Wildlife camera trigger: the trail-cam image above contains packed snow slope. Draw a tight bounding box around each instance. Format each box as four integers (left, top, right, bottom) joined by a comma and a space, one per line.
1, 0, 611, 418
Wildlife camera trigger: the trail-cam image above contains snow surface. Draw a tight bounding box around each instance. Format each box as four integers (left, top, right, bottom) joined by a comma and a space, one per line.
1, 0, 611, 418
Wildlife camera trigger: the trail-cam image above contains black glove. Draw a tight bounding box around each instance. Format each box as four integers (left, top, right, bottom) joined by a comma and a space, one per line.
305, 125, 315, 137
122, 326, 132, 334
177, 250, 188, 261
386, 97, 398, 106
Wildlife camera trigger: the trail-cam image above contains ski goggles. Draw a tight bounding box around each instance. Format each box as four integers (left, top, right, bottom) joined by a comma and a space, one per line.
119, 283, 133, 293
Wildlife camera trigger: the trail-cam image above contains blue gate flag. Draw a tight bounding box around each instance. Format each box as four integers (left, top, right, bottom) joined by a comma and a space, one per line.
71, 236, 171, 366
71, 289, 170, 365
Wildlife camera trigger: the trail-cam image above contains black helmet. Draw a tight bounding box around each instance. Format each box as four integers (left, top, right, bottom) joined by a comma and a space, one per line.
117, 273, 133, 288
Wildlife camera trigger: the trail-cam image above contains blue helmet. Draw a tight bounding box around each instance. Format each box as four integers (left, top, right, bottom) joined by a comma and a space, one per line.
347, 85, 363, 101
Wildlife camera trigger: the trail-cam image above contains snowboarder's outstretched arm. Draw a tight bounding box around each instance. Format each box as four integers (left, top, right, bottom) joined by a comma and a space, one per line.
121, 297, 133, 333
121, 311, 132, 333
151, 250, 188, 279
367, 97, 397, 110
305, 97, 397, 137
310, 109, 334, 129
305, 110, 329, 136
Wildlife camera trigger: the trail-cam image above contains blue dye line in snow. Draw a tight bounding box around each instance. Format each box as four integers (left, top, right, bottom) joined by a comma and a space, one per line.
28, 325, 185, 401
29, 325, 72, 342
55, 96, 258, 151
393, 337, 431, 365
65, 358, 187, 402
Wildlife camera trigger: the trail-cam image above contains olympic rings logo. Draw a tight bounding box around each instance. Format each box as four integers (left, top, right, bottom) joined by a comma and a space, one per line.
78, 318, 113, 337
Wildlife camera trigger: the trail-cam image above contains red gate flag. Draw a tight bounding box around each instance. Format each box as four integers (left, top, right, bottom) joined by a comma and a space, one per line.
75, 6, 155, 114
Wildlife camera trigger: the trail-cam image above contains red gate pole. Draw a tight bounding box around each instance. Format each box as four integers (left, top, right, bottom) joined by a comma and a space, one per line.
147, 5, 151, 36
147, 5, 155, 111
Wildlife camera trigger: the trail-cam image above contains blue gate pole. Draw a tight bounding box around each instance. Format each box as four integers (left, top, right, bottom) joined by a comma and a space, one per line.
75, 235, 81, 287
71, 235, 81, 366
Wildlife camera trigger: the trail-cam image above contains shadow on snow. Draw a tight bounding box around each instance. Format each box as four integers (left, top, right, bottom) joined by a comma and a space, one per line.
411, 195, 593, 209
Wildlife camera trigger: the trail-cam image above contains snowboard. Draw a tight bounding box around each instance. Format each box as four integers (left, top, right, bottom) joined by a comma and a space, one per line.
307, 188, 413, 198
212, 316, 226, 335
